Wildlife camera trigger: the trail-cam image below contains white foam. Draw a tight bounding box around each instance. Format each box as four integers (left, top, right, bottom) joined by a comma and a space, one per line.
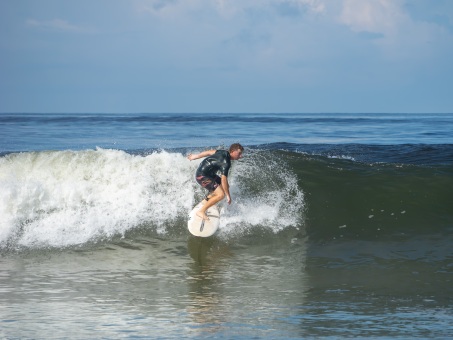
1, 149, 195, 248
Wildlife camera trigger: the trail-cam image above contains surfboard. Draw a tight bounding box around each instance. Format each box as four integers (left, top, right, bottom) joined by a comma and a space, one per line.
188, 202, 220, 237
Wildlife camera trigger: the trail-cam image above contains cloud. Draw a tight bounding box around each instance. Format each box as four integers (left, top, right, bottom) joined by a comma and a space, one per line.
357, 31, 385, 40
140, 0, 179, 15
26, 18, 95, 33
149, 0, 178, 11
140, 0, 325, 19
135, 0, 452, 65
405, 1, 453, 33
337, 0, 453, 62
339, 0, 406, 35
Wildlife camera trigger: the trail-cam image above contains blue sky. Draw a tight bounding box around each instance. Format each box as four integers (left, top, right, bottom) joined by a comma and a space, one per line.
1, 0, 452, 113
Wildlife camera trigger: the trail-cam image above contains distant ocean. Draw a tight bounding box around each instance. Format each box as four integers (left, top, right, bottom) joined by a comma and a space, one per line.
1, 113, 452, 338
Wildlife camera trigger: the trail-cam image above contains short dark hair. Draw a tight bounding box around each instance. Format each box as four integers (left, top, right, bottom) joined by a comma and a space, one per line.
229, 143, 244, 153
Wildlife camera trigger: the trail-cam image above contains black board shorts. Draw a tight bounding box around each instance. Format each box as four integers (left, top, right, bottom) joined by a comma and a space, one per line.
196, 175, 221, 192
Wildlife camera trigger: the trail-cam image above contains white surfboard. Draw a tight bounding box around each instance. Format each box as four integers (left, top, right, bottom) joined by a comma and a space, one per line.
188, 202, 220, 237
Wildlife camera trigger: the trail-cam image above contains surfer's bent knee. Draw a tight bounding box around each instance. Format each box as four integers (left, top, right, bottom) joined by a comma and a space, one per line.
212, 186, 225, 200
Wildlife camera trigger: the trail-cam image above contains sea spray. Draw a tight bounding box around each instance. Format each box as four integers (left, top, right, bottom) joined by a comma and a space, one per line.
219, 149, 305, 236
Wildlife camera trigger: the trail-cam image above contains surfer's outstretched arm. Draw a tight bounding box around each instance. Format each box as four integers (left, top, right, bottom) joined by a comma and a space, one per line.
187, 150, 216, 161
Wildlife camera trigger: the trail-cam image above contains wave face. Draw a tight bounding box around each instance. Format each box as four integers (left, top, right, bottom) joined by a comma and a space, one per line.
0, 148, 304, 249
280, 146, 453, 242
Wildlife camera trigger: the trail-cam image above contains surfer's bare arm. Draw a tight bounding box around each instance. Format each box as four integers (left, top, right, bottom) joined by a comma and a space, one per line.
221, 175, 231, 204
187, 150, 216, 161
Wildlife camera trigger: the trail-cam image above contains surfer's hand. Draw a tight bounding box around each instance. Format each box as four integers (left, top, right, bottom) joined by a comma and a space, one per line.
226, 195, 231, 205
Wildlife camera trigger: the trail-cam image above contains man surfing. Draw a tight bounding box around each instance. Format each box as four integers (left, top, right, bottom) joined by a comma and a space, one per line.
187, 143, 244, 221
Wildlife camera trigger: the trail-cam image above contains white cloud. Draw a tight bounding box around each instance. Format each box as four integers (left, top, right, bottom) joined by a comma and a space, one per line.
135, 0, 452, 65
285, 0, 325, 13
140, 0, 326, 19
338, 0, 406, 35
337, 0, 453, 62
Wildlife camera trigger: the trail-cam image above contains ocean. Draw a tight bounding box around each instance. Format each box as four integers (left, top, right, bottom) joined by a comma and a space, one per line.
1, 113, 452, 338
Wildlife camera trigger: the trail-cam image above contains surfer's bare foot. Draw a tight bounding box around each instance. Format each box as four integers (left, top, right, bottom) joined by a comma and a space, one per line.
196, 210, 209, 221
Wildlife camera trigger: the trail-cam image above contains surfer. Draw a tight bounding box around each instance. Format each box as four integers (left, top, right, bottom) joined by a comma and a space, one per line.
187, 143, 244, 220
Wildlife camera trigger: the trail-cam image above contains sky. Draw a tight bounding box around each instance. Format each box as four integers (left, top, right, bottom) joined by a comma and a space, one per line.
1, 0, 452, 113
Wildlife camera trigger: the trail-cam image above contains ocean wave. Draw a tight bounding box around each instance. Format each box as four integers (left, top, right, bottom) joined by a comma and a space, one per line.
0, 148, 304, 250
1, 145, 452, 251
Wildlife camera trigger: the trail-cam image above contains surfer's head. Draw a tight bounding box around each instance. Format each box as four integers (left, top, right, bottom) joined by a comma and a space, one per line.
229, 143, 244, 160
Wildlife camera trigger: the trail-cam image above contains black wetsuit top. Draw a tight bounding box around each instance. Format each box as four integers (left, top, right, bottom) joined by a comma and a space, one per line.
196, 150, 231, 179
